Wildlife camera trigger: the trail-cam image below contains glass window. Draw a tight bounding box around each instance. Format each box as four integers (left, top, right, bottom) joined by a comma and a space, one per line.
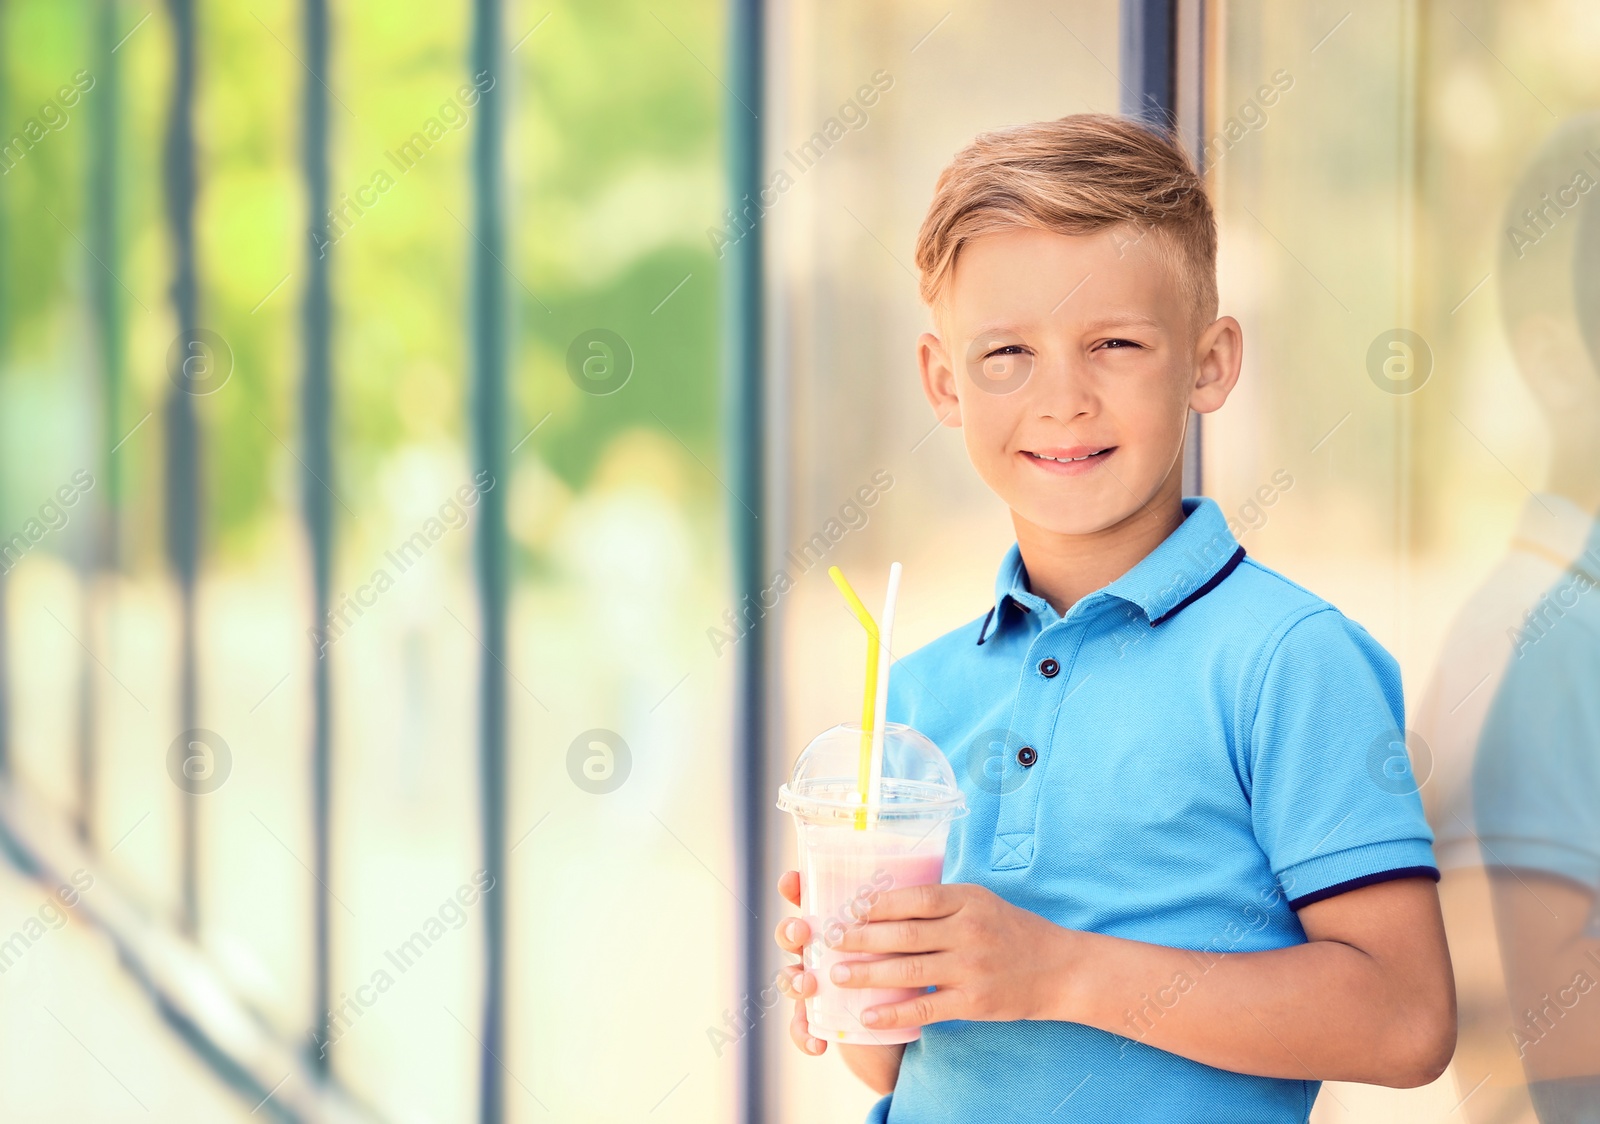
1207, 1, 1600, 1117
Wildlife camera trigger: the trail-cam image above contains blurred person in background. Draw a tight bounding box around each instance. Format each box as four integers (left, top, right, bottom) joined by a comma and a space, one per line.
1417, 111, 1600, 1124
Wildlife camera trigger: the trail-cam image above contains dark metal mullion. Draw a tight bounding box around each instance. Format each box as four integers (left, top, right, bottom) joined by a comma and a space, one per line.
79, 0, 125, 850
90, 0, 124, 557
1174, 0, 1206, 496
300, 0, 334, 1076
725, 0, 766, 1121
468, 2, 508, 1121
162, 0, 202, 937
0, 0, 11, 776
1120, 0, 1177, 127
1120, 0, 1207, 497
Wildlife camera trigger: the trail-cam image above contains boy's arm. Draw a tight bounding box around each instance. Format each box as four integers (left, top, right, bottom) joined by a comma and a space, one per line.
1060, 876, 1456, 1086
832, 1043, 908, 1095
837, 1044, 904, 1095
834, 875, 1456, 1088
1487, 870, 1600, 1083
780, 963, 905, 1094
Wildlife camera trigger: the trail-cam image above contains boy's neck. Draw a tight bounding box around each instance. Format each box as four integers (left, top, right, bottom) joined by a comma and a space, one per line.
1011, 480, 1187, 618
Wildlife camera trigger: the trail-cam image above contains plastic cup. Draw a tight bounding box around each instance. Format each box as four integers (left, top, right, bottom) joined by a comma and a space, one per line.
777, 721, 966, 1045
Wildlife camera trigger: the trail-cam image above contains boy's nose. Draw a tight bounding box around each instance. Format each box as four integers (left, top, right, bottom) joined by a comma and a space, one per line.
1028, 355, 1097, 421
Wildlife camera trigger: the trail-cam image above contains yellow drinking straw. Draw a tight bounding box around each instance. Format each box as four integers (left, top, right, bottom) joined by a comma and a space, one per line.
827, 565, 878, 830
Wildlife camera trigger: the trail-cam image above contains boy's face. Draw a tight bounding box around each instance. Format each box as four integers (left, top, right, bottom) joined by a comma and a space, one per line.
917, 225, 1241, 538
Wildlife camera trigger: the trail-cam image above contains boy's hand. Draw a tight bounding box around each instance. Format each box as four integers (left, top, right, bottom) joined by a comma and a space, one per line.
773, 870, 828, 1056
829, 882, 1073, 1031
832, 876, 1453, 1087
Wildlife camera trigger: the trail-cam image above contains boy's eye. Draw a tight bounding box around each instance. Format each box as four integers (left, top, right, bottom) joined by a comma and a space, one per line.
970, 342, 1035, 392
1097, 338, 1141, 350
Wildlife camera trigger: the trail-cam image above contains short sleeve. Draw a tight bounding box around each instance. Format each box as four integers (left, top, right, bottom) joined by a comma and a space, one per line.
1244, 608, 1439, 909
1472, 600, 1600, 890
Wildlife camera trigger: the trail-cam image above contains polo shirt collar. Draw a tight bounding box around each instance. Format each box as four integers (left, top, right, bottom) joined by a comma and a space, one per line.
980, 497, 1246, 644
1511, 492, 1600, 572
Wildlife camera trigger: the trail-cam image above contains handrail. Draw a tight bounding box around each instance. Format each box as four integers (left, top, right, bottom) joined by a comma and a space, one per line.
0, 780, 385, 1124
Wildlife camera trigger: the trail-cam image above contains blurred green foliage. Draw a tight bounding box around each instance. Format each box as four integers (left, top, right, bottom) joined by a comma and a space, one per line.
0, 0, 724, 563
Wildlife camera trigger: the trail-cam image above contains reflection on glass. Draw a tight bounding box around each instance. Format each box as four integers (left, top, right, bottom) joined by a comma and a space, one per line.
1418, 112, 1600, 1123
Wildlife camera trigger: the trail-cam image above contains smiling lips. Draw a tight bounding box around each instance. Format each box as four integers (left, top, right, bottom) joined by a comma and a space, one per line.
1020, 445, 1115, 475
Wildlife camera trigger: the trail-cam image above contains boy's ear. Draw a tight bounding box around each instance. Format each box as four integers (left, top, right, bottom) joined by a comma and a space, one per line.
1189, 314, 1243, 415
917, 330, 963, 428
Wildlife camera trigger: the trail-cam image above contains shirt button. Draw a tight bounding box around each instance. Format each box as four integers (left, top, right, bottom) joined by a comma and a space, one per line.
1017, 745, 1038, 767
1038, 657, 1060, 678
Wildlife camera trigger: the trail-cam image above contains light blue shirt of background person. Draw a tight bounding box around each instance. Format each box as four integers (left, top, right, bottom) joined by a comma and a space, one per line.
1473, 514, 1600, 1124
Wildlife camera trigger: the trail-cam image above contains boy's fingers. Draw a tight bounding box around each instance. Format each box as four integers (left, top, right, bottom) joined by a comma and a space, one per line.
860, 988, 955, 1031
778, 870, 802, 906
778, 964, 813, 998
789, 994, 825, 1055
832, 916, 946, 955
773, 916, 810, 953
862, 882, 960, 923
788, 1001, 809, 1050
830, 952, 949, 990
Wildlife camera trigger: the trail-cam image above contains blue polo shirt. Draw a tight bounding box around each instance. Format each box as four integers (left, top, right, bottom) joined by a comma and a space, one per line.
868, 497, 1439, 1124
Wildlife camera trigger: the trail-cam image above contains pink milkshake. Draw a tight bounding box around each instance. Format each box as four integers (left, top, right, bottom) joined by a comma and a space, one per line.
800, 831, 947, 1043
778, 721, 966, 1045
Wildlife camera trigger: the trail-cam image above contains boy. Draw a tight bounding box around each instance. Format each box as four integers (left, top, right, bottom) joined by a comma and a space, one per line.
773, 113, 1456, 1121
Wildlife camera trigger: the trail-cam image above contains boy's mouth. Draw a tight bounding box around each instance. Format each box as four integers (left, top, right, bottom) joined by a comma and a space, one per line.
1020, 445, 1116, 475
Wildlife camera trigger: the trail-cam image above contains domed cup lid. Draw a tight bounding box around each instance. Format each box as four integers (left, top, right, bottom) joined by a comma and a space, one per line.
777, 721, 966, 827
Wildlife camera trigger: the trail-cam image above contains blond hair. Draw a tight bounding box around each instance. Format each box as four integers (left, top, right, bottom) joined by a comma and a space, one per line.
913, 113, 1217, 328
